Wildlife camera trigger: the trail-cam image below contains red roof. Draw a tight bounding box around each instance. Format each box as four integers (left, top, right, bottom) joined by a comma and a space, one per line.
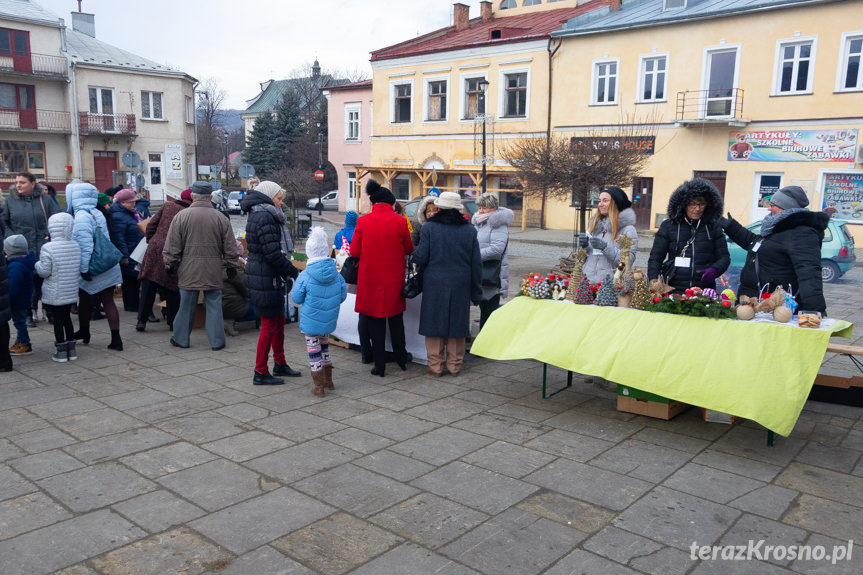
325, 79, 373, 91
371, 0, 608, 62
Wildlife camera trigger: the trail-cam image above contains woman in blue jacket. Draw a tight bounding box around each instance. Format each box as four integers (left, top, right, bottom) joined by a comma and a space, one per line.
110, 189, 144, 312
291, 227, 347, 397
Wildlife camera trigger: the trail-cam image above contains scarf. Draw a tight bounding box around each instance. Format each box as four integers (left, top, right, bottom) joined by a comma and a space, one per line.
760, 208, 806, 238
251, 203, 289, 255
473, 211, 492, 226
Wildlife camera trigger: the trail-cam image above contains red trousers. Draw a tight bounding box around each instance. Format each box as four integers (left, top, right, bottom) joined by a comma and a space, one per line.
255, 315, 286, 374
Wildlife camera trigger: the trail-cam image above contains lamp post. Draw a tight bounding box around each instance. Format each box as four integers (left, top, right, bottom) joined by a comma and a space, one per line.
316, 121, 323, 215
223, 130, 230, 186
478, 78, 490, 196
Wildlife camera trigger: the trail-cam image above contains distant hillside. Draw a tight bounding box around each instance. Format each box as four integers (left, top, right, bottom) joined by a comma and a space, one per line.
222, 109, 244, 131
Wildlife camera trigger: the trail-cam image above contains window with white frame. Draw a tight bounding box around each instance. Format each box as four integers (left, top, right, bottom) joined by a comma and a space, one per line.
523, 0, 542, 6
774, 38, 815, 95
426, 79, 447, 121
391, 81, 412, 123
838, 32, 863, 91
463, 76, 487, 119
500, 0, 516, 9
639, 55, 667, 102
184, 96, 193, 123
344, 103, 361, 140
592, 58, 618, 105
141, 91, 163, 119
502, 72, 527, 117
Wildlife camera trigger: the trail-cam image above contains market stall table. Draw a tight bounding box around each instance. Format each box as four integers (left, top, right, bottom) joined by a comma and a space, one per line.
470, 297, 852, 437
331, 293, 427, 363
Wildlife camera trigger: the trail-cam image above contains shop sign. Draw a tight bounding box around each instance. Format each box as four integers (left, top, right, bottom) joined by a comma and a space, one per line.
727, 129, 858, 162
820, 171, 863, 224
571, 136, 655, 155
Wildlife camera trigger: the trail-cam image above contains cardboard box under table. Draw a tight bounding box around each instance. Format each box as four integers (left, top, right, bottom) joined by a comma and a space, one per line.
617, 385, 690, 420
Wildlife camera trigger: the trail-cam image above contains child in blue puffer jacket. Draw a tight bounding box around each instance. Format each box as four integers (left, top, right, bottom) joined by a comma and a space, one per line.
4, 235, 36, 355
290, 227, 347, 397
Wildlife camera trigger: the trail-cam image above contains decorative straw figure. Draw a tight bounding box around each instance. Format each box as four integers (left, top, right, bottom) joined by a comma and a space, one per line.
565, 248, 588, 302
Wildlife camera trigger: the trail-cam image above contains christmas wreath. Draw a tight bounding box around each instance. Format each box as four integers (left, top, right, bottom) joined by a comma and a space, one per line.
645, 293, 736, 320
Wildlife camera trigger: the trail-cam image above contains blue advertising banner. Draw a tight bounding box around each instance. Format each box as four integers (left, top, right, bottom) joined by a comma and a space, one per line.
821, 171, 863, 224
728, 129, 858, 162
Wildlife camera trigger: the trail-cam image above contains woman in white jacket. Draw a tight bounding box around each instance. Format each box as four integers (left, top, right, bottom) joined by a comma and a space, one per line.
472, 193, 514, 330
35, 212, 81, 362
577, 187, 638, 284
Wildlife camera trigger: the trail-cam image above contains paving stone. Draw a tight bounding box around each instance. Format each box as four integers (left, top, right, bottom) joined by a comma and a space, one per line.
255, 410, 346, 442
391, 379, 466, 400
716, 513, 808, 567
462, 440, 557, 478
155, 411, 247, 443
126, 396, 222, 423
629, 545, 696, 575
0, 509, 145, 574
27, 396, 105, 420
613, 486, 741, 550
202, 430, 292, 462
154, 357, 230, 378
157, 459, 278, 512
524, 428, 616, 462
341, 408, 439, 441
794, 442, 861, 473
54, 407, 145, 441
353, 449, 436, 482
451, 413, 550, 444
0, 491, 72, 540
361, 388, 431, 411
728, 485, 800, 520
215, 402, 272, 422
98, 389, 174, 411
10, 449, 85, 480
689, 557, 799, 574
775, 462, 863, 508
199, 388, 259, 406
295, 463, 419, 518
216, 546, 315, 575
9, 426, 78, 454
0, 407, 50, 438
119, 442, 218, 478
246, 439, 360, 483
583, 525, 663, 564
272, 511, 402, 575
38, 462, 156, 512
440, 507, 582, 575
144, 373, 223, 397
389, 426, 494, 466
631, 427, 711, 454
324, 427, 395, 454
412, 461, 538, 514
539, 409, 643, 443
790, 533, 862, 574
711, 426, 806, 466
63, 427, 176, 465
90, 526, 233, 575
0, 464, 36, 502
692, 449, 784, 482
453, 390, 511, 407
1, 384, 79, 410
663, 462, 766, 504
588, 439, 693, 482
402, 397, 489, 424
190, 487, 334, 555
516, 489, 616, 533
112, 490, 206, 533
525, 458, 652, 511
546, 548, 655, 575
463, 374, 535, 399
54, 564, 100, 575
488, 402, 557, 423
0, 438, 25, 462
300, 396, 379, 421
370, 492, 488, 549
841, 429, 863, 451
349, 541, 481, 575
782, 494, 863, 542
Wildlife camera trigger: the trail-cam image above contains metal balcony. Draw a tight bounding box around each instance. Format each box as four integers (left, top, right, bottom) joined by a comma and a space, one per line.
675, 88, 749, 127
0, 109, 71, 132
0, 53, 68, 78
78, 112, 137, 135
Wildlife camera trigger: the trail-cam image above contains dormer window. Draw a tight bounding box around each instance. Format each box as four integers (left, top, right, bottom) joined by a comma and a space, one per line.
523, 0, 542, 6
663, 0, 687, 10
490, 29, 502, 39
500, 0, 517, 9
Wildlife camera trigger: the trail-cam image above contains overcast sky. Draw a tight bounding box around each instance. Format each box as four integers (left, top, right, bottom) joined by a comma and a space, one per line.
34, 0, 491, 110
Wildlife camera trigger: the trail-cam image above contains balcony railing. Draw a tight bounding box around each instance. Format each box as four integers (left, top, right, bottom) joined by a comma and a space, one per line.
0, 52, 68, 78
676, 88, 746, 125
78, 112, 136, 135
0, 109, 71, 131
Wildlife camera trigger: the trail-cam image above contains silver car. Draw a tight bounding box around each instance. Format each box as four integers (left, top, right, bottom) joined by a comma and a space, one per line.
227, 191, 242, 214
307, 190, 339, 210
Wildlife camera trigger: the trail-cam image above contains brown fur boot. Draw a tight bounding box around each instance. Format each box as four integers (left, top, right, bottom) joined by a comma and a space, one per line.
311, 370, 326, 397
322, 364, 334, 390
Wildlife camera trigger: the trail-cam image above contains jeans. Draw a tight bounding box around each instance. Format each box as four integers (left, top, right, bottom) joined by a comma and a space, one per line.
11, 308, 30, 345
172, 289, 225, 349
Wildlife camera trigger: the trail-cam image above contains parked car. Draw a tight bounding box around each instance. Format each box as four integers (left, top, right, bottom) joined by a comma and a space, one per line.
725, 218, 856, 283
307, 190, 339, 210
403, 197, 478, 219
227, 191, 242, 214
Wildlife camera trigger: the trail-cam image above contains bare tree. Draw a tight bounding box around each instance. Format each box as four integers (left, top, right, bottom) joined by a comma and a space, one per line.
196, 77, 228, 165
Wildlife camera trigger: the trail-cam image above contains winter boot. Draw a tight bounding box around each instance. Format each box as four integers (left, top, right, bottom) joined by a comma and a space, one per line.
74, 328, 91, 344
322, 364, 334, 390
51, 342, 68, 363
311, 370, 326, 397
107, 330, 123, 351
67, 340, 77, 361
223, 319, 238, 337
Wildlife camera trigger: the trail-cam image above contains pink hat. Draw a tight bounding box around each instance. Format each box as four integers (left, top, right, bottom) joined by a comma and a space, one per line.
180, 189, 193, 202
114, 188, 137, 203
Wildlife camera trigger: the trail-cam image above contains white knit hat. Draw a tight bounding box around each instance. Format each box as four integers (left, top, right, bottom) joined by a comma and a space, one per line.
255, 180, 283, 199
434, 191, 463, 211
305, 226, 329, 260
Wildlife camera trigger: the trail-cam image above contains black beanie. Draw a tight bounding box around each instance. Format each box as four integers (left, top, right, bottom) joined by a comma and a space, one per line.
604, 186, 632, 211
366, 179, 395, 205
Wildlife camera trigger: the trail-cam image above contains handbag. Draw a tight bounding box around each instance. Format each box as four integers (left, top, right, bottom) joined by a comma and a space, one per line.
87, 211, 123, 275
659, 234, 696, 283
137, 217, 152, 235
130, 237, 148, 264
480, 238, 508, 288
401, 259, 423, 299
340, 256, 359, 284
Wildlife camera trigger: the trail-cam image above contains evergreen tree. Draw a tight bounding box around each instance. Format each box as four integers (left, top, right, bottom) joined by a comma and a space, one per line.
273, 87, 306, 170
630, 277, 651, 310
244, 112, 277, 177
595, 274, 618, 306
573, 275, 594, 305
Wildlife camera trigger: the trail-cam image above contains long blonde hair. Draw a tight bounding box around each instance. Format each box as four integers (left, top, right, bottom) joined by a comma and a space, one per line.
587, 196, 621, 239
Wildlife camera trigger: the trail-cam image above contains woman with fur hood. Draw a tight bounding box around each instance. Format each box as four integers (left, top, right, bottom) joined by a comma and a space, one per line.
647, 178, 730, 293
472, 193, 513, 330
577, 187, 638, 284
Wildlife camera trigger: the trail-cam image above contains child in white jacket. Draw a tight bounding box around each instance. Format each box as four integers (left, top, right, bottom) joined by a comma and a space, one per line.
35, 212, 81, 362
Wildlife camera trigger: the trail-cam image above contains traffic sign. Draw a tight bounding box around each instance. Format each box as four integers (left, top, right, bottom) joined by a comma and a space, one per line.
122, 151, 141, 169
314, 169, 324, 181
428, 187, 440, 197
238, 164, 255, 179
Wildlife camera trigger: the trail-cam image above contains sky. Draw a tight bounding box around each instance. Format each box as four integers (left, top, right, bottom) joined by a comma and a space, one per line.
33, 0, 492, 110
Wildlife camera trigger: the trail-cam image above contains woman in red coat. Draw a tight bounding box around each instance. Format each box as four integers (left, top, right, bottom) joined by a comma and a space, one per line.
351, 180, 413, 377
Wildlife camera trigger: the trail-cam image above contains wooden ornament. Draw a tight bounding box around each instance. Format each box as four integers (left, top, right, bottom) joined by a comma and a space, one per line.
773, 306, 792, 323
736, 305, 755, 321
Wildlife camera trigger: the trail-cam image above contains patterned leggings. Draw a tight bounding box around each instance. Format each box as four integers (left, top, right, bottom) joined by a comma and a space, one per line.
305, 334, 331, 372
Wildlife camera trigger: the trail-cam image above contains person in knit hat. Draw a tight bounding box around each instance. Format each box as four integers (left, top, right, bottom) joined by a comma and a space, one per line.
291, 227, 347, 396
35, 213, 81, 362
4, 234, 36, 355
334, 211, 358, 252
576, 186, 638, 284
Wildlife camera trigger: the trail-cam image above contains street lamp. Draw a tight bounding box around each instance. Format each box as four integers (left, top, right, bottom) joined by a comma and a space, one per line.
223, 130, 230, 186
316, 121, 323, 215
478, 78, 490, 196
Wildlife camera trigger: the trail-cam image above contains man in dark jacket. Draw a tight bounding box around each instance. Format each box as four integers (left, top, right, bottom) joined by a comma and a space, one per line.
722, 185, 827, 313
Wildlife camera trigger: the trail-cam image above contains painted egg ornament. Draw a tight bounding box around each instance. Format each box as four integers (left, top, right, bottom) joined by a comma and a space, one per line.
702, 288, 717, 299
737, 305, 755, 320
773, 306, 792, 323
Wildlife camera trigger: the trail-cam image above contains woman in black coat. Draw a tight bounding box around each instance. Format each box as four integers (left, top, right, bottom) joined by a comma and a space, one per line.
239, 181, 301, 385
412, 192, 482, 376
722, 185, 827, 313
0, 218, 13, 371
648, 178, 730, 293
110, 189, 144, 312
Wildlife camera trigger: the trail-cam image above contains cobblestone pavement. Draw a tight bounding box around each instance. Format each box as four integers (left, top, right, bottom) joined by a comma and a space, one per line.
1, 235, 862, 573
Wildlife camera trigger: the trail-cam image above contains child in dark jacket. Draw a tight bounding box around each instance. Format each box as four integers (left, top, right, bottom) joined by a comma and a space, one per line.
290, 227, 347, 397
4, 235, 36, 355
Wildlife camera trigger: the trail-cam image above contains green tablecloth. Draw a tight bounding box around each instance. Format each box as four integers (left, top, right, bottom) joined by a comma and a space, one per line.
470, 297, 853, 436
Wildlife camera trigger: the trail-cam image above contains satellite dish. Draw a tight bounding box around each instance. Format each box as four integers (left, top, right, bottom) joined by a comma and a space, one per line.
122, 151, 141, 168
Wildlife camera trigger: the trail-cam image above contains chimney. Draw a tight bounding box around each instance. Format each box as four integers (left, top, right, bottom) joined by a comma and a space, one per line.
480, 1, 492, 22
453, 3, 469, 31
608, 0, 622, 10
71, 11, 95, 38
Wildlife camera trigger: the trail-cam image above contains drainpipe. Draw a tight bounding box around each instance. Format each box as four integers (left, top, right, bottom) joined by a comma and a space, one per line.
61, 25, 83, 182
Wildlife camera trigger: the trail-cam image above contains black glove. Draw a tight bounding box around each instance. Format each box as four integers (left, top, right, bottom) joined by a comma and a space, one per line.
81, 271, 93, 282
577, 233, 589, 248
589, 237, 607, 251
226, 267, 237, 280
718, 212, 733, 230
120, 257, 129, 267
165, 264, 175, 276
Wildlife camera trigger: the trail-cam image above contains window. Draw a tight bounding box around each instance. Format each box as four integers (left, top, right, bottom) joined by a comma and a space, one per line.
639, 55, 667, 102
592, 59, 619, 105
0, 83, 34, 110
88, 87, 114, 114
0, 28, 29, 57
523, 0, 542, 5
838, 32, 863, 91
392, 175, 411, 200
503, 72, 527, 117
463, 76, 487, 119
141, 91, 163, 119
703, 47, 739, 116
344, 102, 361, 140
425, 79, 447, 121
500, 0, 517, 8
773, 38, 815, 95
391, 81, 412, 124
0, 141, 45, 177
184, 96, 193, 123
663, 0, 686, 9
